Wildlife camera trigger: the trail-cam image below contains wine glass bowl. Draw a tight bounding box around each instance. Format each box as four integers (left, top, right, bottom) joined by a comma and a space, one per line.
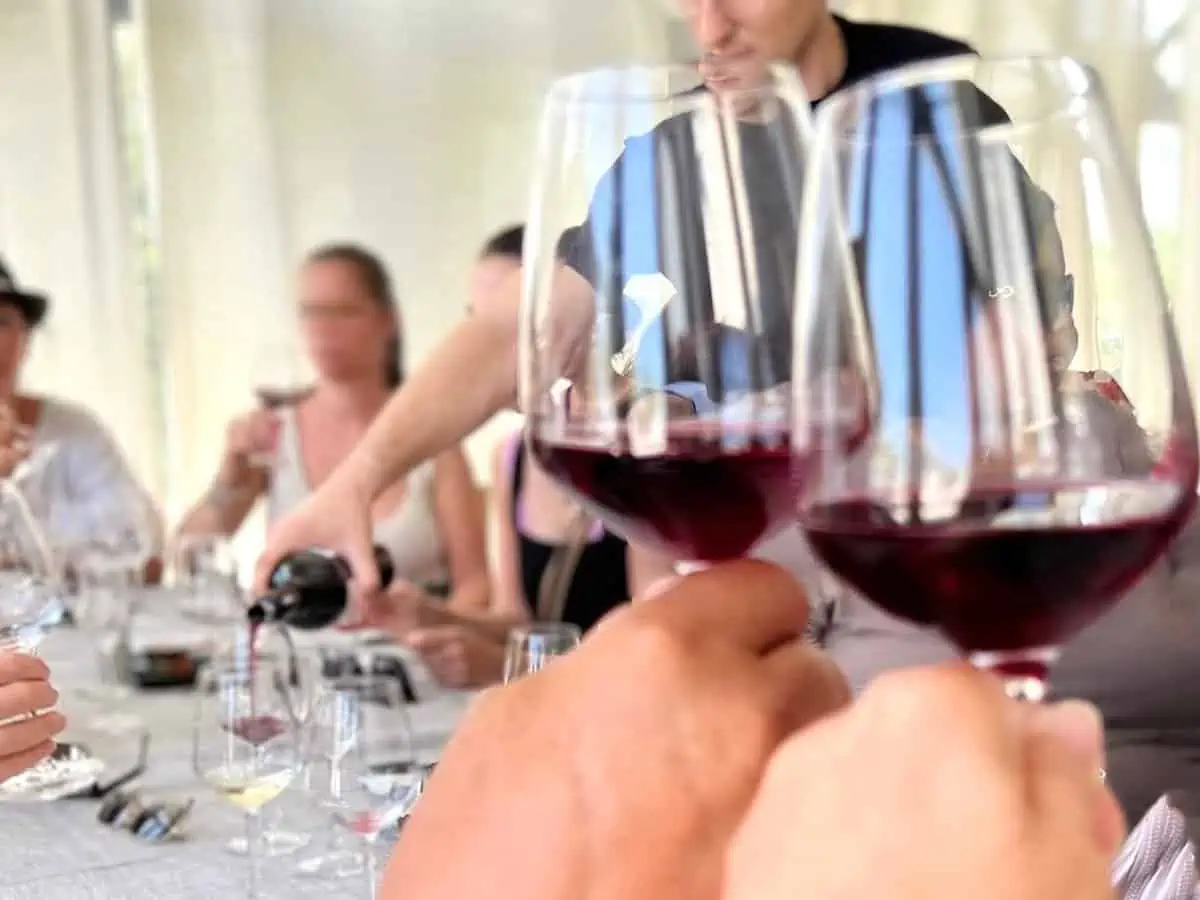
503, 623, 581, 683
794, 55, 1197, 700
521, 63, 815, 568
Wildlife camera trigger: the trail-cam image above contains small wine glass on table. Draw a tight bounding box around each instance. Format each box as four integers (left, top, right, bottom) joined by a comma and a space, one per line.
522, 63, 824, 577
503, 623, 581, 683
305, 674, 419, 896
209, 624, 322, 858
193, 652, 304, 899
794, 55, 1198, 702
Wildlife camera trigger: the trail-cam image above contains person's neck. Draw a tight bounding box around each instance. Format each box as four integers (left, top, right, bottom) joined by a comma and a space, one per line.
313, 379, 390, 422
792, 13, 847, 103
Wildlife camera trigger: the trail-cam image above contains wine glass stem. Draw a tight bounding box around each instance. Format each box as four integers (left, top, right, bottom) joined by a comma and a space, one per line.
245, 811, 262, 898
365, 840, 379, 898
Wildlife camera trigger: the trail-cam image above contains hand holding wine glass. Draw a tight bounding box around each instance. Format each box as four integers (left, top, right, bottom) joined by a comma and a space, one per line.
795, 55, 1197, 700
0, 653, 64, 783
381, 561, 848, 900
247, 342, 311, 471
725, 665, 1122, 900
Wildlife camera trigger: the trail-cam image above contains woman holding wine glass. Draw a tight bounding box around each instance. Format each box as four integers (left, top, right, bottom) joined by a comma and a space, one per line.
177, 244, 488, 619
794, 55, 1200, 828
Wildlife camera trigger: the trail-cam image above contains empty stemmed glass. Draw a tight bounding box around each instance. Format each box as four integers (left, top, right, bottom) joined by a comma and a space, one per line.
795, 55, 1197, 701
303, 674, 418, 896
521, 63, 814, 576
173, 533, 241, 626
194, 654, 304, 899
70, 556, 142, 733
503, 623, 581, 683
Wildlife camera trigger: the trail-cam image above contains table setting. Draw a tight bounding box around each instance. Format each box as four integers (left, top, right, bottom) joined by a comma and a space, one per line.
0, 551, 474, 899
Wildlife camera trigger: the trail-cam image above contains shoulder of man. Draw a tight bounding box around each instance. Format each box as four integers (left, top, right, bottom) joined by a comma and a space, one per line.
835, 14, 978, 68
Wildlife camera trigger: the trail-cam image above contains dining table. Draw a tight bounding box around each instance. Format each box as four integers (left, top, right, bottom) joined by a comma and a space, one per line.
0, 609, 474, 899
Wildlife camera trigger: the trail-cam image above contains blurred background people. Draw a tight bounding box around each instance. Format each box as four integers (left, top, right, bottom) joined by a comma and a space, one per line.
372, 228, 633, 689
0, 258, 162, 571
177, 244, 488, 616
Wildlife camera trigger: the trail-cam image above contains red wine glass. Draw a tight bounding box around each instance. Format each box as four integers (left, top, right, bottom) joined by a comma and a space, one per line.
794, 55, 1198, 701
521, 63, 816, 573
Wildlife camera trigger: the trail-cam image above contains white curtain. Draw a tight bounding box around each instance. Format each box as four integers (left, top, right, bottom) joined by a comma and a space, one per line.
0, 0, 159, 493
834, 0, 1200, 412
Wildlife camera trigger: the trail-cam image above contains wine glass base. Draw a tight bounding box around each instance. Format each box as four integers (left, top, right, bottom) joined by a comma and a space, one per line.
226, 829, 311, 857
296, 849, 366, 879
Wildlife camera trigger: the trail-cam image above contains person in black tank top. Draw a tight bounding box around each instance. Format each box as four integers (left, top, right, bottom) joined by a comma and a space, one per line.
510, 442, 629, 633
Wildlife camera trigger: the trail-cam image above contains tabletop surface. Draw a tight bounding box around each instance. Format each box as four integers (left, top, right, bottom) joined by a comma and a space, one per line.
0, 618, 473, 899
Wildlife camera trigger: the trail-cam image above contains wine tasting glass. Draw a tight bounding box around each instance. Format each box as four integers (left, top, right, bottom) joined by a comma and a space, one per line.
70, 557, 142, 733
0, 480, 105, 800
503, 623, 581, 683
249, 342, 310, 469
521, 64, 814, 573
210, 626, 322, 857
173, 533, 241, 626
194, 656, 303, 899
310, 675, 418, 896
795, 55, 1198, 702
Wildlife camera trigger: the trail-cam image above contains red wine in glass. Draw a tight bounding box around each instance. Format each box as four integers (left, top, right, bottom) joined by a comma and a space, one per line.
804, 481, 1196, 698
225, 715, 287, 747
532, 425, 799, 562
254, 386, 313, 410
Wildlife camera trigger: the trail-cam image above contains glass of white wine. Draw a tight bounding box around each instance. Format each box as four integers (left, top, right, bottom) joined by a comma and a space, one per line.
193, 657, 303, 899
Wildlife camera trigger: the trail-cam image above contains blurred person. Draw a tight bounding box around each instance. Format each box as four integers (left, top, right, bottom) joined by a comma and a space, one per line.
0, 258, 163, 566
378, 560, 1121, 900
253, 2, 985, 606
376, 228, 633, 689
178, 244, 488, 615
0, 653, 66, 784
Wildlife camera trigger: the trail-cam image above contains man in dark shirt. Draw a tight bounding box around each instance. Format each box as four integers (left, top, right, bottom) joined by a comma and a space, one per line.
256, 3, 979, 595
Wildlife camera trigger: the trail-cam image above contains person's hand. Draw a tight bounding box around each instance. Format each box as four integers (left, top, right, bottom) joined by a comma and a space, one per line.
725, 664, 1125, 900
0, 654, 66, 784
405, 625, 505, 689
221, 408, 280, 479
380, 560, 849, 900
357, 579, 431, 636
0, 403, 31, 480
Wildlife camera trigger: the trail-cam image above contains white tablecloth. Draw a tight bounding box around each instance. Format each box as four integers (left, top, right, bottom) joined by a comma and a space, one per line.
0, 621, 473, 898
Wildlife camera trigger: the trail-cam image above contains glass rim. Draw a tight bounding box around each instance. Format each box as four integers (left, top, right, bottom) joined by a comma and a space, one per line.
815, 53, 1101, 136
508, 622, 582, 639
543, 61, 809, 106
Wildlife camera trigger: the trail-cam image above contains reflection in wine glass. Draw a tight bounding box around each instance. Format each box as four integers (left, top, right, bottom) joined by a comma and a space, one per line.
795, 55, 1197, 702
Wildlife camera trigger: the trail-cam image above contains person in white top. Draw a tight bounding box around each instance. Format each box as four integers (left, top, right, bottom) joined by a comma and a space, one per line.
0, 258, 163, 572
177, 244, 488, 618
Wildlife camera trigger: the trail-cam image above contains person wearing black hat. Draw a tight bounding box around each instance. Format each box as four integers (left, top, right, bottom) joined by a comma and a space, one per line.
0, 257, 162, 565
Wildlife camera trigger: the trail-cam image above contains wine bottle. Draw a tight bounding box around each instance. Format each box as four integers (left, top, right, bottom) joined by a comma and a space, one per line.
247, 546, 395, 630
